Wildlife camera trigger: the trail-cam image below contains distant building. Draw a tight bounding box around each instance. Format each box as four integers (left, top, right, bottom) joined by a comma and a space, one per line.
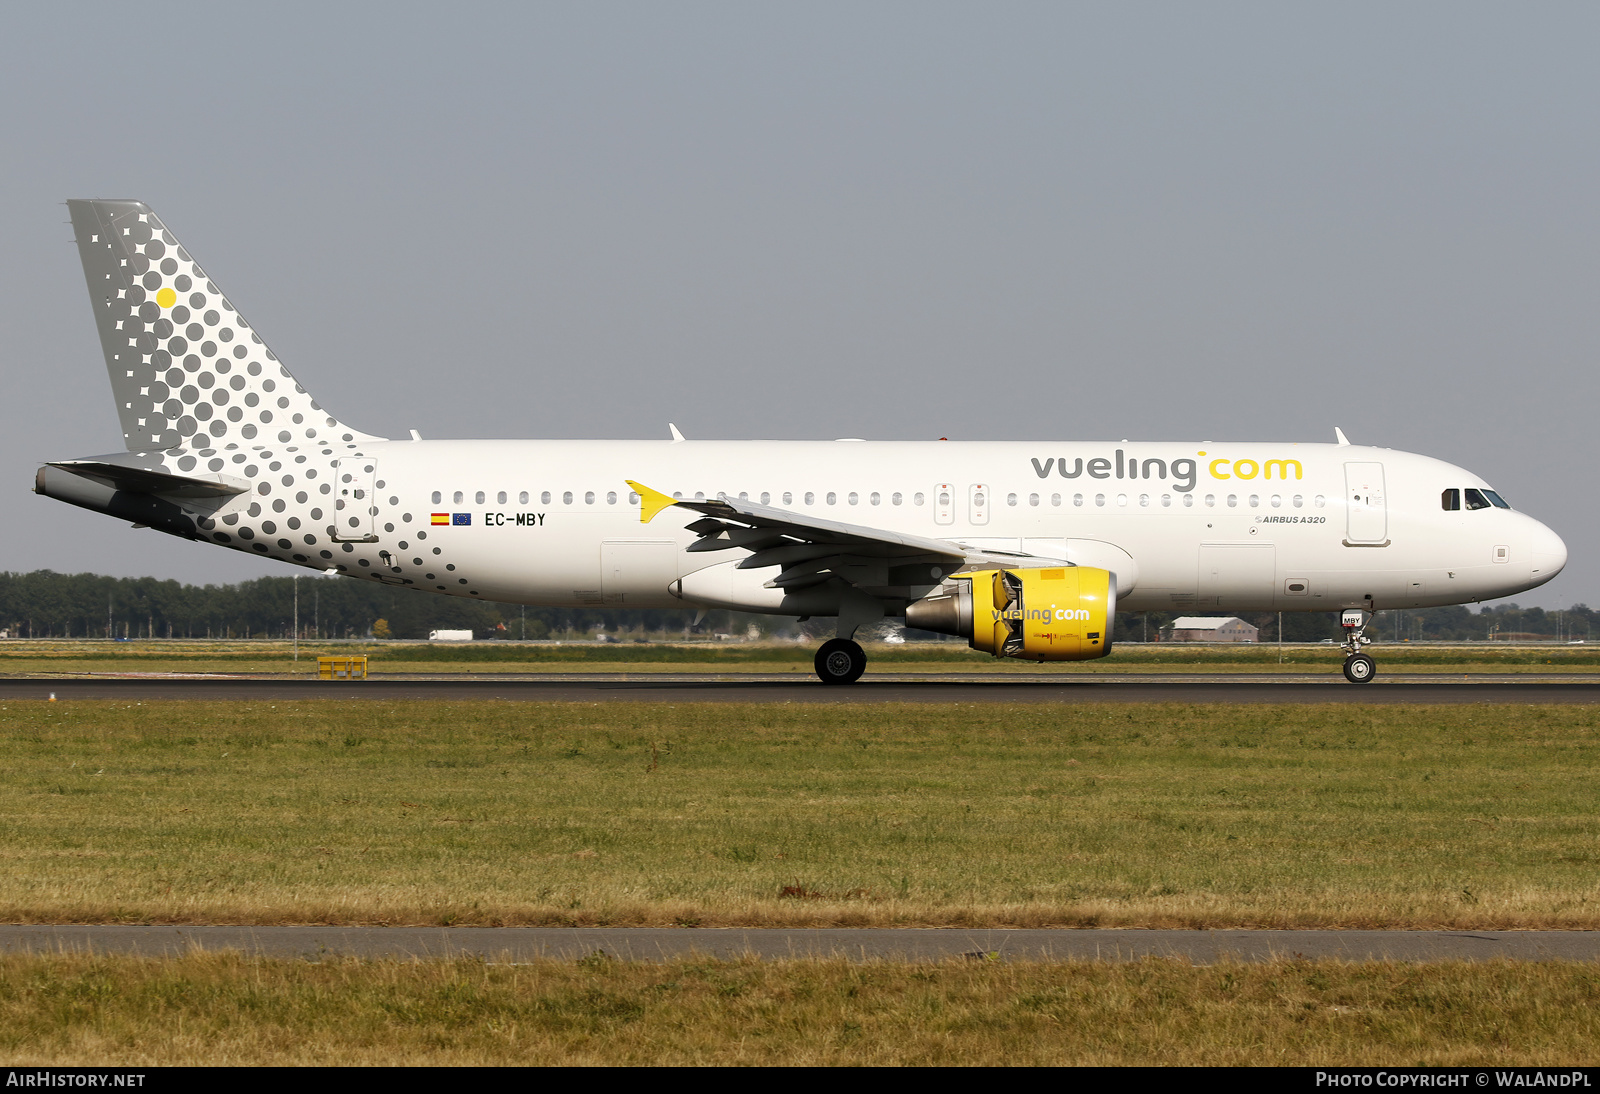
1166, 616, 1259, 643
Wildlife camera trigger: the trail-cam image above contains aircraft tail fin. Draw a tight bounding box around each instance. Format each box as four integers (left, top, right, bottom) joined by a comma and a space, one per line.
66, 199, 381, 451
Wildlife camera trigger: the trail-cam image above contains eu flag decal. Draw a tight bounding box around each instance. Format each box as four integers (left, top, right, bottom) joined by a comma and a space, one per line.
452, 513, 471, 526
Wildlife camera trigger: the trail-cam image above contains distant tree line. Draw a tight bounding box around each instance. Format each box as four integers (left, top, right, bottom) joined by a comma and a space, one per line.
0, 570, 1589, 644
0, 571, 712, 641
1110, 603, 1598, 644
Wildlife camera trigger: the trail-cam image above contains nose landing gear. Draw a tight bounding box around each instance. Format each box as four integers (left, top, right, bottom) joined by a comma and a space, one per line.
1340, 608, 1377, 683
815, 638, 867, 684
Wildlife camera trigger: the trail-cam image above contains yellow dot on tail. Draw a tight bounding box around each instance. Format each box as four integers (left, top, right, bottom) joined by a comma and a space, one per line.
155, 287, 176, 309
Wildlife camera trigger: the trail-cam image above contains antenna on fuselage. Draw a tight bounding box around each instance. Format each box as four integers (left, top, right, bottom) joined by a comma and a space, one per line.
669, 423, 686, 443
1334, 427, 1351, 446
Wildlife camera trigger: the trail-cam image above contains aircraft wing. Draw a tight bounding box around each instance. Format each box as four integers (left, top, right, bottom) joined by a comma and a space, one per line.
627, 480, 1058, 594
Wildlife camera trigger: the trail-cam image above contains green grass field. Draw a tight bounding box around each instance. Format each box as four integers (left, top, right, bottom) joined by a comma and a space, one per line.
3, 699, 1596, 929
7, 696, 1599, 1066
5, 953, 1599, 1065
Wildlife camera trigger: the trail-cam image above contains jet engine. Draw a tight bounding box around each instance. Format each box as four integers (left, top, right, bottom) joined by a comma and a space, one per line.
905, 566, 1116, 661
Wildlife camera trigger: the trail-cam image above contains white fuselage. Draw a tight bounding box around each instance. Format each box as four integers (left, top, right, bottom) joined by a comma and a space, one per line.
229, 437, 1564, 616
52, 200, 1566, 629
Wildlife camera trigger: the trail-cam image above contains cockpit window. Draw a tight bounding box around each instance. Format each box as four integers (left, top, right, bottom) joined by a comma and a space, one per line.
1483, 489, 1510, 509
1464, 488, 1492, 510
1441, 489, 1460, 511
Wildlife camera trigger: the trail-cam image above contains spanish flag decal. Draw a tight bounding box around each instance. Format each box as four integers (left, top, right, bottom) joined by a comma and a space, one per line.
431, 513, 449, 525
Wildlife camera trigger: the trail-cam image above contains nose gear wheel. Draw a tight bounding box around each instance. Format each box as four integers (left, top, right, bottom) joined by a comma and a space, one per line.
1343, 653, 1377, 684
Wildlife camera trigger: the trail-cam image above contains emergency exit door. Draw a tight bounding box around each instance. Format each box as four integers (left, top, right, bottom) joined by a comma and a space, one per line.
968, 483, 990, 525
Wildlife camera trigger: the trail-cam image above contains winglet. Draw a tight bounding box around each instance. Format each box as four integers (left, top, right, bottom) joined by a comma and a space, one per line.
627, 480, 679, 524
1334, 427, 1351, 446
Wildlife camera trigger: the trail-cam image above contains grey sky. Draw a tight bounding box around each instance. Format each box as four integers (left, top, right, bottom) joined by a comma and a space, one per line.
3, 3, 1595, 608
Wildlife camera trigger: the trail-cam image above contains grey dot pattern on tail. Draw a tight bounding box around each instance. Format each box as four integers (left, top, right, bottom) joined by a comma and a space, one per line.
67, 200, 379, 453
63, 200, 484, 593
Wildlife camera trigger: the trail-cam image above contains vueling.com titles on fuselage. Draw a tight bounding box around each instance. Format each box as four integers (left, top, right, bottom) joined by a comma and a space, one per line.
1030, 450, 1304, 493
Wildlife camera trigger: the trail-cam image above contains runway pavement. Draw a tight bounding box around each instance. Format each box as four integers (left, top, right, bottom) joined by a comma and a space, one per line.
1, 926, 1595, 963
3, 675, 1599, 702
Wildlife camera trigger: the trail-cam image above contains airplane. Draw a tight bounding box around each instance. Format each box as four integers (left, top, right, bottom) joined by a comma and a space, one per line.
36, 200, 1569, 684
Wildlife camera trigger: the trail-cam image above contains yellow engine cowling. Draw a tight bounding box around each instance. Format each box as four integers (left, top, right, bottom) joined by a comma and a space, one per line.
904, 567, 1116, 661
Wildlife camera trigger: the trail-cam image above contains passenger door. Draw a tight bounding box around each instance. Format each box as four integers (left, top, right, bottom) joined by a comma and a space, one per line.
1344, 462, 1388, 545
332, 457, 378, 542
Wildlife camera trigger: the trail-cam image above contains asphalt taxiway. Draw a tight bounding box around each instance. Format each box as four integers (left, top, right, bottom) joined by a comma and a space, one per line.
3, 675, 1599, 703
1, 926, 1595, 964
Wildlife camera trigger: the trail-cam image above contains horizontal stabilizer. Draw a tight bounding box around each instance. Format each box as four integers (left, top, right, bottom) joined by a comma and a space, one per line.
46, 460, 248, 498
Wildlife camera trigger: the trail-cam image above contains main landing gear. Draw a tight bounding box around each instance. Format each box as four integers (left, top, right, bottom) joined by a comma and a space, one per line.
815, 638, 867, 685
1340, 608, 1377, 684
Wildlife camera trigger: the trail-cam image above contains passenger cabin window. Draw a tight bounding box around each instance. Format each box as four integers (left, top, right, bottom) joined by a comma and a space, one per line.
519, 491, 529, 504
826, 492, 837, 505
805, 492, 815, 505
431, 490, 442, 504
497, 491, 507, 504
541, 491, 551, 504
914, 492, 925, 505
782, 492, 792, 505
585, 491, 595, 504
1442, 488, 1461, 511
760, 492, 770, 504
1465, 488, 1491, 511
607, 491, 617, 504
453, 491, 463, 504
562, 491, 573, 505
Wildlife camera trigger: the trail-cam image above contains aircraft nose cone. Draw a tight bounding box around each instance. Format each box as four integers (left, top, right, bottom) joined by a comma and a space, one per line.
1530, 522, 1568, 581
